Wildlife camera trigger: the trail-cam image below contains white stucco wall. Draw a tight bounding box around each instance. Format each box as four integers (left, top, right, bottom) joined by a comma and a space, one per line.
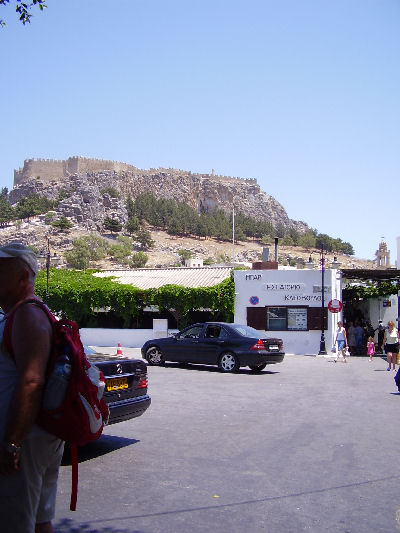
357, 295, 399, 337
397, 236, 400, 269
234, 268, 342, 355
79, 327, 179, 348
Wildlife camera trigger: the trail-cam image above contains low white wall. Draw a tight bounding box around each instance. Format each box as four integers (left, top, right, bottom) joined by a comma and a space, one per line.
79, 328, 178, 348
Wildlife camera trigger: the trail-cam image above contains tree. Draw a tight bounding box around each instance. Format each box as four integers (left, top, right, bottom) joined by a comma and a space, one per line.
136, 227, 154, 250
298, 231, 316, 250
104, 217, 122, 234
109, 236, 133, 264
80, 234, 110, 260
65, 235, 110, 269
178, 249, 193, 263
0, 0, 46, 26
281, 235, 294, 246
125, 216, 140, 235
64, 241, 91, 270
15, 194, 55, 220
130, 251, 148, 268
51, 216, 73, 231
126, 195, 136, 219
0, 187, 14, 226
101, 187, 120, 198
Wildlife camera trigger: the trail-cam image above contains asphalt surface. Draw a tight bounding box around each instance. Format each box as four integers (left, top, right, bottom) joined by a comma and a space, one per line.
54, 354, 400, 533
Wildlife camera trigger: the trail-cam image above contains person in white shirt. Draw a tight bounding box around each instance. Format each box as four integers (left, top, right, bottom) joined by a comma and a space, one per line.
334, 321, 348, 363
384, 320, 399, 371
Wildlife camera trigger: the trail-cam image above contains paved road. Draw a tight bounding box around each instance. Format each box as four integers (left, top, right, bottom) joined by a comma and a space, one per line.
54, 354, 400, 533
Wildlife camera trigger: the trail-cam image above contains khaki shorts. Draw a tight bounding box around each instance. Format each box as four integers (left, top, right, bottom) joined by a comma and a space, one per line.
0, 426, 64, 533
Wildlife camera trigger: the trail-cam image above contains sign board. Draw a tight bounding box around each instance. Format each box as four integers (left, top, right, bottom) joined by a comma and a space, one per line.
328, 299, 342, 313
287, 308, 307, 330
249, 296, 259, 305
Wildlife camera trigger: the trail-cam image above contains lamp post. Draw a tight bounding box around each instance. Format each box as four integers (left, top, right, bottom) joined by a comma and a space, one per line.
232, 204, 235, 263
46, 237, 51, 304
318, 246, 327, 355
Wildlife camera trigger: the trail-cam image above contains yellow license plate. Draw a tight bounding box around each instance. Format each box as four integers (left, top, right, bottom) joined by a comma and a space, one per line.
107, 377, 128, 391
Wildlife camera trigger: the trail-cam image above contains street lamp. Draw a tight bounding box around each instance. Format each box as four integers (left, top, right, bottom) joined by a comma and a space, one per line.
46, 237, 51, 304
318, 246, 327, 355
232, 204, 235, 263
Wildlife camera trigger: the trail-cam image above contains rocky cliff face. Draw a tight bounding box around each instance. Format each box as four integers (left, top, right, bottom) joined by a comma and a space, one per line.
9, 168, 308, 233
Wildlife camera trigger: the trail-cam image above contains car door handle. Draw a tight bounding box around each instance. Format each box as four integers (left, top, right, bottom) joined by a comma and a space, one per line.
217, 340, 225, 345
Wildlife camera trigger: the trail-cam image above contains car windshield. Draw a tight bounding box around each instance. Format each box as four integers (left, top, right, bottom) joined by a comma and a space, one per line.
230, 325, 261, 338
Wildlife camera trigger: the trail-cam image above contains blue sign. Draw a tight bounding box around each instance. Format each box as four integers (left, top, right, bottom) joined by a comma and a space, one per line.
249, 296, 259, 305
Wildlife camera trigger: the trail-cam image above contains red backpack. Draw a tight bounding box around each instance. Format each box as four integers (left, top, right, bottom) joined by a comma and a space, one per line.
3, 299, 109, 511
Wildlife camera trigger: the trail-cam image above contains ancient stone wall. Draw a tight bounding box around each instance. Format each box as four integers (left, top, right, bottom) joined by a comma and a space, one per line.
14, 157, 257, 187
14, 156, 136, 185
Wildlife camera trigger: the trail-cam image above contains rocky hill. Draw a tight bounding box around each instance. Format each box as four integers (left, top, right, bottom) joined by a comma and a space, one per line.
9, 165, 308, 233
1, 159, 375, 270
0, 217, 374, 271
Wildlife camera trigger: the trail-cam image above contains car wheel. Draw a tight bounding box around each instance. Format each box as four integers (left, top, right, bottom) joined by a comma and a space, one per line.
218, 352, 239, 373
248, 363, 267, 372
145, 346, 164, 366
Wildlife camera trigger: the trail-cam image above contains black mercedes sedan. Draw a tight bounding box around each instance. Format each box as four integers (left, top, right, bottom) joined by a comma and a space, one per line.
141, 322, 284, 373
85, 346, 151, 425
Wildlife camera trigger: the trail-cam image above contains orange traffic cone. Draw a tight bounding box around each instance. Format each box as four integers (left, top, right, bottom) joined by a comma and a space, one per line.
116, 343, 123, 357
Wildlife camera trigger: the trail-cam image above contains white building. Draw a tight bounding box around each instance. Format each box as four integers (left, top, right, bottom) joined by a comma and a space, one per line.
234, 268, 342, 355
185, 257, 204, 268
397, 236, 400, 269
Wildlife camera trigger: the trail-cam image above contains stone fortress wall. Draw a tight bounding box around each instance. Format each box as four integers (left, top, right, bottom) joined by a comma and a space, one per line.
14, 157, 258, 187
14, 156, 137, 186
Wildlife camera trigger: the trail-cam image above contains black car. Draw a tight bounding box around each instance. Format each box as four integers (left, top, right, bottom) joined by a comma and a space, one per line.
141, 322, 285, 373
85, 346, 151, 424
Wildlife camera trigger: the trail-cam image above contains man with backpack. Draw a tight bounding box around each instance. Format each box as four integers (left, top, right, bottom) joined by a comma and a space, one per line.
0, 243, 64, 533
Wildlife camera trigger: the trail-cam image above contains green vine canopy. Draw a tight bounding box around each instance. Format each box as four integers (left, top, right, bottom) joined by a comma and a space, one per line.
35, 268, 235, 329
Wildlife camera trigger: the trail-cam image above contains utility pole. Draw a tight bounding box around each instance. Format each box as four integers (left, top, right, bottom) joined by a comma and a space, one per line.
46, 237, 50, 304
232, 206, 235, 263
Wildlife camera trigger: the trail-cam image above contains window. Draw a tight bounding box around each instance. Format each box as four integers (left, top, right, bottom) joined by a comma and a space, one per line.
267, 307, 287, 331
179, 325, 203, 339
247, 306, 328, 331
205, 325, 221, 338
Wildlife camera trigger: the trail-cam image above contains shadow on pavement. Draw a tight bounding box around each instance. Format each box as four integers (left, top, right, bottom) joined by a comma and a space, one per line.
162, 362, 279, 375
62, 434, 139, 465
54, 518, 143, 533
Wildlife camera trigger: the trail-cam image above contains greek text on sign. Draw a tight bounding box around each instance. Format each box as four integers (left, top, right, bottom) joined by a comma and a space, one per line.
313, 285, 331, 293
284, 294, 322, 302
263, 283, 305, 291
245, 274, 262, 281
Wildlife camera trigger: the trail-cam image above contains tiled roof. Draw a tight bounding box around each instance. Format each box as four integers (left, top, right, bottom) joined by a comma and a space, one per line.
93, 267, 232, 289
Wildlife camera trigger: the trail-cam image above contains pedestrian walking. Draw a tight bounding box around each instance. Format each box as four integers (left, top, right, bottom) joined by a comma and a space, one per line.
377, 320, 386, 353
334, 321, 348, 363
383, 320, 399, 371
0, 243, 64, 533
354, 320, 364, 355
347, 321, 357, 356
367, 336, 375, 362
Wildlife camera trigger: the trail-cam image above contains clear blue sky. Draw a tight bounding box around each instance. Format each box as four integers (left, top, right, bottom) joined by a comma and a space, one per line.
1, 0, 399, 261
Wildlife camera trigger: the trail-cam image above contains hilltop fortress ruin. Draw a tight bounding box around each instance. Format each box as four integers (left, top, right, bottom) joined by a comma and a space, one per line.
14, 156, 137, 186
11, 156, 306, 235
14, 156, 258, 187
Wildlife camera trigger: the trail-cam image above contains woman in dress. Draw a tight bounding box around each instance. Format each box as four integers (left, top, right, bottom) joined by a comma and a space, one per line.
384, 320, 399, 371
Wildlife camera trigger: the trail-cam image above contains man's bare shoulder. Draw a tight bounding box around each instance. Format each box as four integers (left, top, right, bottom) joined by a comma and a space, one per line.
13, 300, 52, 332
